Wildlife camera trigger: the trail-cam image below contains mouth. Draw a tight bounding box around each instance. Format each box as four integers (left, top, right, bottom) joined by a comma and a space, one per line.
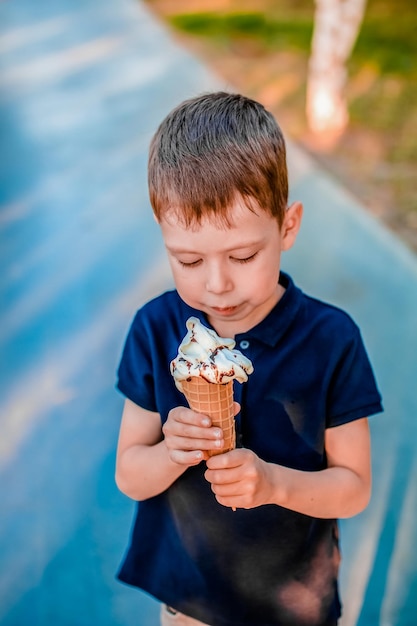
210, 305, 239, 316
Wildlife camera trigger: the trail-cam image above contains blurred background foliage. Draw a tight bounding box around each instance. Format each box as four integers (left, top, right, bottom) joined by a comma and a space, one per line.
145, 0, 417, 252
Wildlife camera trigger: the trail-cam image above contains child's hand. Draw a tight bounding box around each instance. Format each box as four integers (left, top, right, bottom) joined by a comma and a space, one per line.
162, 406, 224, 466
204, 448, 274, 509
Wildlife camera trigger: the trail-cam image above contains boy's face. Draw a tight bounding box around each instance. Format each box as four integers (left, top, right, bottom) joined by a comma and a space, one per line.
160, 198, 302, 337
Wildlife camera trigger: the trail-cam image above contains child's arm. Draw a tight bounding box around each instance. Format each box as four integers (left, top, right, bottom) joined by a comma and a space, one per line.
115, 398, 223, 501
205, 417, 371, 518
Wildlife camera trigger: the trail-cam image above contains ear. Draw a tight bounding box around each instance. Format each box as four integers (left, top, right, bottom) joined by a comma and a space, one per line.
281, 201, 303, 251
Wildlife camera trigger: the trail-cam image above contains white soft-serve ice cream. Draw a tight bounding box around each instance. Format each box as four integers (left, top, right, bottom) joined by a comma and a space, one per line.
171, 317, 254, 456
171, 317, 253, 390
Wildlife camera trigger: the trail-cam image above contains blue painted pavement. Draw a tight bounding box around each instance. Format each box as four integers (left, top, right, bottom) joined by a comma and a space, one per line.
1, 1, 416, 625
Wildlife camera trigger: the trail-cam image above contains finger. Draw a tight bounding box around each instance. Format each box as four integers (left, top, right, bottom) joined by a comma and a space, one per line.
216, 495, 242, 510
233, 402, 241, 416
168, 434, 225, 453
169, 449, 205, 466
204, 466, 241, 486
164, 410, 220, 446
210, 483, 248, 511
206, 448, 243, 470
168, 406, 212, 428
208, 470, 243, 496
165, 421, 222, 442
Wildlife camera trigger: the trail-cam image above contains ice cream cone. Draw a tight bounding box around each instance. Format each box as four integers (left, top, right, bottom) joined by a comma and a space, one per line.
182, 377, 235, 457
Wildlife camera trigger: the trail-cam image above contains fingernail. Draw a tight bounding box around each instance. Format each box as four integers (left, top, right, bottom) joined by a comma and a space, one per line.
214, 429, 222, 438
202, 418, 210, 427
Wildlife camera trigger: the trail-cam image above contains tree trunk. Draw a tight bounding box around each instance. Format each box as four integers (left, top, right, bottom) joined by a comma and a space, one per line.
306, 0, 367, 134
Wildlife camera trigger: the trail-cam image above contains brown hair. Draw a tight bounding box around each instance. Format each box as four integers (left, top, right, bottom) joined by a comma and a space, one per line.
148, 91, 288, 227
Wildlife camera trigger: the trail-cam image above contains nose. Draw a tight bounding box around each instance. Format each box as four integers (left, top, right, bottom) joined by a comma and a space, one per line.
205, 262, 233, 294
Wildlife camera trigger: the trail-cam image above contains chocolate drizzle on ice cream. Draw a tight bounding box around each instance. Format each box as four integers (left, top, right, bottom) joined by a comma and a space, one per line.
170, 317, 254, 391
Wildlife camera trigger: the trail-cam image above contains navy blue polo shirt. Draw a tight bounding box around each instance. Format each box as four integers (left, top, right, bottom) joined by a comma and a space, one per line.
116, 272, 382, 626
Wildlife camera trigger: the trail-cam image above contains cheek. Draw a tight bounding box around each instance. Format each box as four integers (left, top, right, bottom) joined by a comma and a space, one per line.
171, 268, 201, 297
250, 261, 280, 295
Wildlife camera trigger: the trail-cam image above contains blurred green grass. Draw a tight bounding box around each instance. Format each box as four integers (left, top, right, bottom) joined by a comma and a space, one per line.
168, 1, 417, 76
169, 12, 314, 51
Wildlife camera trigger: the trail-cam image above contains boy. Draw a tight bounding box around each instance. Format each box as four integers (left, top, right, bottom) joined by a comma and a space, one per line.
115, 92, 382, 626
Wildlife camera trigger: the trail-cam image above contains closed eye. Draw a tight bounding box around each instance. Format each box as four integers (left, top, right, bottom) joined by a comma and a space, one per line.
177, 258, 202, 268
232, 252, 258, 264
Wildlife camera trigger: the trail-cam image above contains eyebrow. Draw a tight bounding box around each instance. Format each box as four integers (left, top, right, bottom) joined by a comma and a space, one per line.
165, 239, 264, 255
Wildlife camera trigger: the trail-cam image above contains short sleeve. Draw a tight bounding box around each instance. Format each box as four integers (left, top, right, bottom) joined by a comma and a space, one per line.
116, 311, 157, 412
326, 324, 383, 428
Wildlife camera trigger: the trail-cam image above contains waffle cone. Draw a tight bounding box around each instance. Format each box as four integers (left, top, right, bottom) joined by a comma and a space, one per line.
181, 377, 235, 457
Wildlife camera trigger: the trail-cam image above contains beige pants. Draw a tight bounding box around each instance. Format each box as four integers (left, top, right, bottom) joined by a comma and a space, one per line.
160, 604, 210, 626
